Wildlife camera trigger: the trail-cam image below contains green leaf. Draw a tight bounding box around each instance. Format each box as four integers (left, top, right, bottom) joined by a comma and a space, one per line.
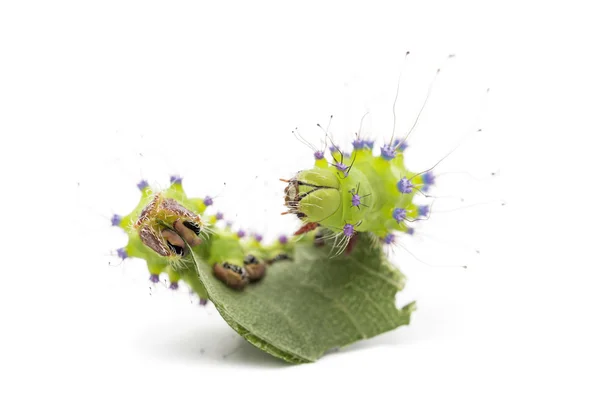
189, 233, 416, 363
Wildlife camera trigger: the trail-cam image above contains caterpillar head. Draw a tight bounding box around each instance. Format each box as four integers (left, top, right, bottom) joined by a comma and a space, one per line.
135, 193, 204, 258
284, 168, 341, 223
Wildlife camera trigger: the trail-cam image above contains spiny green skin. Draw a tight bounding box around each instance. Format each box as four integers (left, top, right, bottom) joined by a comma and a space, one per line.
114, 180, 292, 299
290, 144, 431, 240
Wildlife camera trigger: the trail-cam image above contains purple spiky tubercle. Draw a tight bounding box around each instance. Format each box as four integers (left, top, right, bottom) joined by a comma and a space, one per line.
237, 230, 246, 238
383, 233, 395, 244
137, 180, 149, 191
216, 212, 224, 220
335, 162, 349, 173
169, 282, 179, 290
397, 177, 413, 194
393, 138, 408, 152
203, 196, 213, 206
314, 151, 324, 160
343, 223, 355, 237
352, 139, 365, 149
351, 194, 361, 207
278, 235, 288, 244
329, 145, 351, 157
418, 205, 430, 217
111, 214, 122, 227
149, 274, 160, 283
117, 248, 128, 260
392, 208, 407, 223
254, 234, 263, 243
170, 175, 183, 184
422, 171, 435, 185
199, 298, 208, 306
380, 144, 396, 160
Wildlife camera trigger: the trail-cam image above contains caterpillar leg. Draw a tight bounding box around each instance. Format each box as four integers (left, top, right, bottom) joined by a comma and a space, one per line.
213, 263, 249, 290
213, 254, 269, 291
245, 263, 267, 282
243, 254, 267, 281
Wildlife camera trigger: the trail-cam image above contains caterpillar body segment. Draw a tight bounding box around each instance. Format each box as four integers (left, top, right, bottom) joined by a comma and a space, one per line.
112, 177, 292, 298
285, 140, 434, 249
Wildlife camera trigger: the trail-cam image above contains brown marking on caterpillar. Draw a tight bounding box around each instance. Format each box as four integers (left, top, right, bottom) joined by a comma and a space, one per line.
135, 194, 204, 231
136, 194, 161, 227
161, 198, 200, 221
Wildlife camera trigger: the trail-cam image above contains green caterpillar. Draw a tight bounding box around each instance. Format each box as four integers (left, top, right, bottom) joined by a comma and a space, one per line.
112, 176, 293, 300
283, 137, 433, 252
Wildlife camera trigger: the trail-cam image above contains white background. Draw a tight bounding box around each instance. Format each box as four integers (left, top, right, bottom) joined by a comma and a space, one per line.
1, 1, 599, 396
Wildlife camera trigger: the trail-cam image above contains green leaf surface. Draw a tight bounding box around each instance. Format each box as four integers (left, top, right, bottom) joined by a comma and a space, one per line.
189, 233, 416, 363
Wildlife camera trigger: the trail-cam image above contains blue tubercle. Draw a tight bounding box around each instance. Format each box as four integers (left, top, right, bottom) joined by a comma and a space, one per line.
422, 171, 435, 185
380, 144, 396, 160
117, 247, 128, 260
343, 223, 355, 237
335, 162, 349, 173
392, 208, 407, 223
170, 175, 183, 184
352, 139, 365, 149
111, 214, 122, 227
137, 180, 149, 191
383, 233, 395, 244
397, 177, 414, 194
149, 274, 160, 283
393, 138, 408, 152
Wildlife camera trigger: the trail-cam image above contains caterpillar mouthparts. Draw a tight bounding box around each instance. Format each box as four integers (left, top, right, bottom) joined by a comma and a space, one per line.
112, 176, 294, 297
283, 168, 341, 222
135, 193, 204, 257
